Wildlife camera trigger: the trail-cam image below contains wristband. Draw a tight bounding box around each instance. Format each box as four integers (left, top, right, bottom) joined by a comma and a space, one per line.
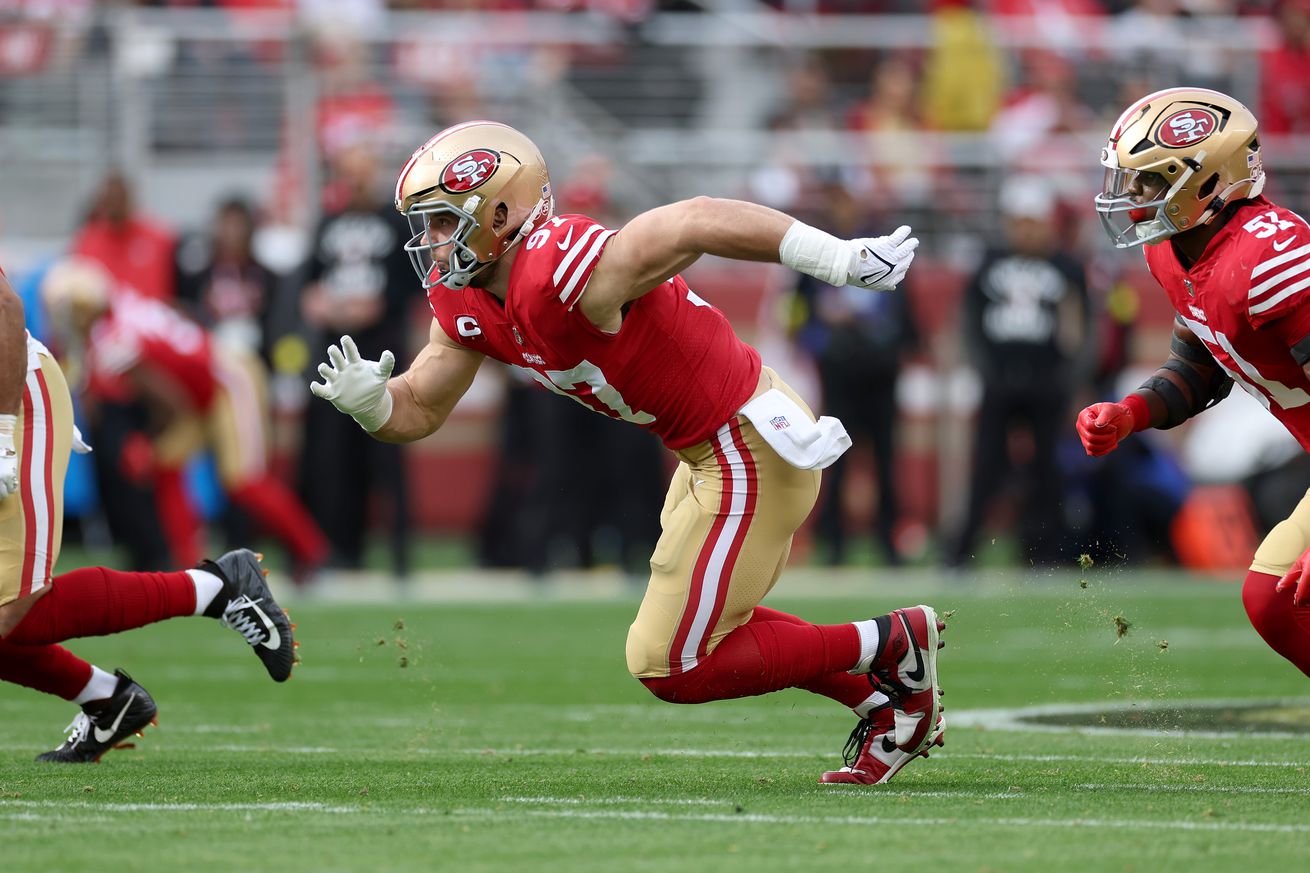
1122, 393, 1150, 432
779, 221, 852, 287
353, 387, 394, 433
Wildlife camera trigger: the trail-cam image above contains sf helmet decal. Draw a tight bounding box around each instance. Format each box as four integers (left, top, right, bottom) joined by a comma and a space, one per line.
1156, 108, 1218, 148
440, 149, 501, 194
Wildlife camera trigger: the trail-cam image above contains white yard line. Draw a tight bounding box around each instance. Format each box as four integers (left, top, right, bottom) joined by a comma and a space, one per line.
461, 747, 1310, 768
1075, 782, 1310, 796
0, 800, 358, 814
450, 805, 1310, 834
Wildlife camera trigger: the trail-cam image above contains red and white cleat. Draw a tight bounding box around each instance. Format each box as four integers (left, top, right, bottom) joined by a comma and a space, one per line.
820, 714, 945, 785
867, 605, 944, 756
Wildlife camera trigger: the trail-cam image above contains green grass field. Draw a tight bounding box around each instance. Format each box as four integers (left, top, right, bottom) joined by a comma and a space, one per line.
2, 569, 1308, 872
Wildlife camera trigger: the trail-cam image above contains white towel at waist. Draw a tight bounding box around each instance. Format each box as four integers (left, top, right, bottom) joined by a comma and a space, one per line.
737, 388, 850, 471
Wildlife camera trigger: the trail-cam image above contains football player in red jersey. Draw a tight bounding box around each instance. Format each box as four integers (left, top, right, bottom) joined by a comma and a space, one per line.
1079, 87, 1310, 678
0, 269, 296, 763
312, 121, 946, 785
41, 258, 329, 578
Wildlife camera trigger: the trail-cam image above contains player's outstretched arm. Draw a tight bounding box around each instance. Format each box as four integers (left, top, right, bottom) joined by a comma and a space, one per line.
1076, 318, 1232, 456
582, 197, 918, 327
311, 321, 482, 444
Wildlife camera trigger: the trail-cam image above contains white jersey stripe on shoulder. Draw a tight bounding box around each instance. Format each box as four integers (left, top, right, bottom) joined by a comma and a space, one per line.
1251, 242, 1310, 280
1249, 255, 1310, 300
553, 225, 603, 296
1250, 273, 1310, 316
559, 230, 616, 309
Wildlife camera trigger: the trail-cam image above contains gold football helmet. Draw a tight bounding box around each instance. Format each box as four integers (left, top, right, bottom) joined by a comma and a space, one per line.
1096, 87, 1263, 248
395, 120, 554, 291
40, 256, 112, 336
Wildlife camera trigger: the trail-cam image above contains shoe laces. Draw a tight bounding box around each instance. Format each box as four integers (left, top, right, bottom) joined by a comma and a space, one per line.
60, 712, 93, 747
219, 594, 268, 646
841, 718, 875, 768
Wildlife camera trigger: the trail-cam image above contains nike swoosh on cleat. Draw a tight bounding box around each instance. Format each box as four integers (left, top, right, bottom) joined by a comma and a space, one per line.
248, 602, 282, 651
93, 692, 137, 743
901, 612, 926, 684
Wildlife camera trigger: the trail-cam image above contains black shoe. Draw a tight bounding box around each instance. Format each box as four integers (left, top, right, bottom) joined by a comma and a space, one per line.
36, 669, 158, 763
199, 549, 297, 682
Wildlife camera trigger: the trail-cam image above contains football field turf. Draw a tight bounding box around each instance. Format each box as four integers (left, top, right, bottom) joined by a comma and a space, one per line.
2, 569, 1308, 872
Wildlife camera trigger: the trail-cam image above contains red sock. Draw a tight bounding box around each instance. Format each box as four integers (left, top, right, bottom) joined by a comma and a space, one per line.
5, 566, 198, 646
228, 479, 329, 564
750, 606, 878, 710
641, 615, 861, 704
0, 638, 92, 700
156, 466, 202, 567
1242, 570, 1310, 677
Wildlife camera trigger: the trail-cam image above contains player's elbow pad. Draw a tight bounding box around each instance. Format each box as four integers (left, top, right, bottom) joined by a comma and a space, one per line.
1140, 360, 1232, 429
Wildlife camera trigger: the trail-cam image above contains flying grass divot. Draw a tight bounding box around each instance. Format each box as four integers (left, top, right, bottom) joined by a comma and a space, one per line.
1113, 614, 1132, 642
1077, 553, 1093, 588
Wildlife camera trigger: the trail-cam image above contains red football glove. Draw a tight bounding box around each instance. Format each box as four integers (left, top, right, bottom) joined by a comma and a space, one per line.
1076, 401, 1138, 457
1276, 545, 1310, 607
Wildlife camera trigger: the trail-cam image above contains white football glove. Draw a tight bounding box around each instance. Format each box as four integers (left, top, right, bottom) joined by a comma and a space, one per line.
309, 335, 396, 432
848, 225, 919, 291
72, 424, 92, 454
0, 414, 18, 502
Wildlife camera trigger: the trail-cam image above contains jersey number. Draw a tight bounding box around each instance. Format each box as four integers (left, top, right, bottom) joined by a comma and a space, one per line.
525, 216, 568, 250
1242, 211, 1296, 239
521, 359, 656, 424
1184, 316, 1310, 410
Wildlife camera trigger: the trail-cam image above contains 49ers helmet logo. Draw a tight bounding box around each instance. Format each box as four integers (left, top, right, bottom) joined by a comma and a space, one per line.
1156, 108, 1218, 148
440, 149, 501, 193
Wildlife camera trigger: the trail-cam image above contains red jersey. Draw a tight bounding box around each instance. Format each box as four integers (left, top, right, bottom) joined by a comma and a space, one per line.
73, 217, 177, 301
1144, 196, 1310, 449
428, 214, 762, 450
87, 291, 217, 410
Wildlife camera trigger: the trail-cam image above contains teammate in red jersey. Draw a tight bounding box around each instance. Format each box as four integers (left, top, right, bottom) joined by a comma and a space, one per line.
41, 258, 328, 578
0, 269, 296, 763
312, 121, 946, 785
1079, 87, 1310, 678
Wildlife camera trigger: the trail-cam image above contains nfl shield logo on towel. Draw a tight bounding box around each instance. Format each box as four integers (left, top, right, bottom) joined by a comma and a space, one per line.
770, 415, 790, 430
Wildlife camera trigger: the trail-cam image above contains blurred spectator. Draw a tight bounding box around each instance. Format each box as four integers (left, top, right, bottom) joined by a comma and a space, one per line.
72, 171, 177, 302
847, 55, 936, 208
297, 144, 414, 575
1106, 0, 1230, 89
946, 176, 1093, 567
313, 32, 395, 164
989, 50, 1094, 171
990, 0, 1109, 48
792, 181, 919, 566
1260, 0, 1310, 135
924, 0, 1006, 132
768, 55, 843, 133
175, 197, 280, 363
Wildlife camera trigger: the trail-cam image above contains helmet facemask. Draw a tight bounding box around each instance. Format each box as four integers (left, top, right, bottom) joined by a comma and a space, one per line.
1095, 160, 1198, 249
402, 191, 555, 292
403, 197, 487, 292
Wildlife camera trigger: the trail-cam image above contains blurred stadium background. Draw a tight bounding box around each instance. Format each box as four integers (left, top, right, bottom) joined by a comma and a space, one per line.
4, 0, 1309, 581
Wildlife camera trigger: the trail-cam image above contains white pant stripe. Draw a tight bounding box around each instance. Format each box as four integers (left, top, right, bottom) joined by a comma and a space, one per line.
23, 368, 53, 594
678, 422, 749, 672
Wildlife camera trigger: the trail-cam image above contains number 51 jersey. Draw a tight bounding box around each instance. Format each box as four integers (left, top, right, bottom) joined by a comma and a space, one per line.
1144, 195, 1310, 448
428, 214, 763, 450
